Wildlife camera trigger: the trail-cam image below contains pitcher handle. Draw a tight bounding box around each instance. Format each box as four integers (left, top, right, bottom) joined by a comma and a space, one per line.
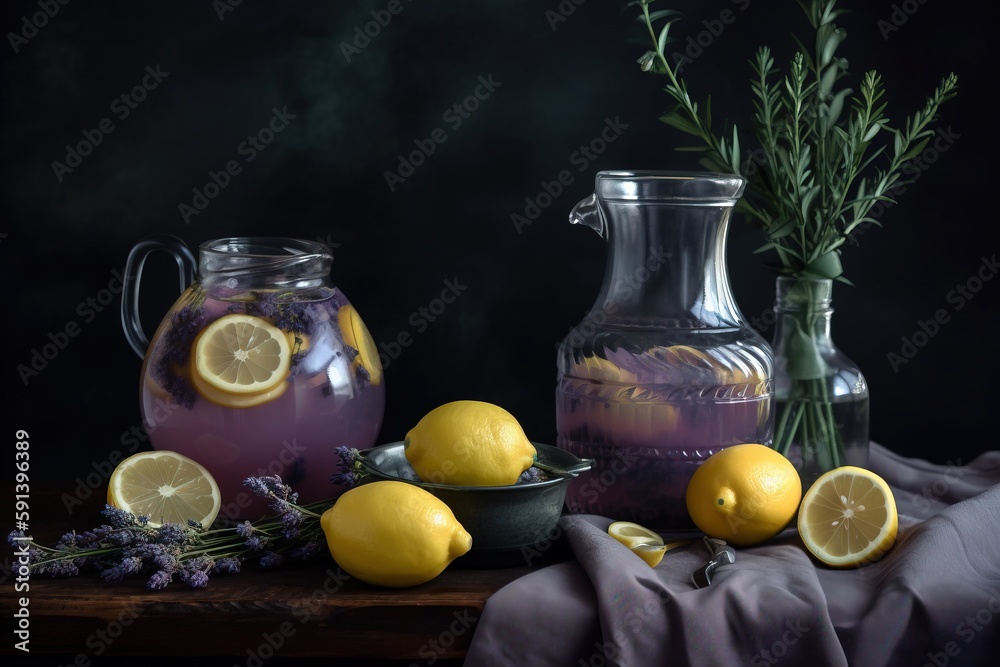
569, 193, 605, 239
121, 234, 197, 359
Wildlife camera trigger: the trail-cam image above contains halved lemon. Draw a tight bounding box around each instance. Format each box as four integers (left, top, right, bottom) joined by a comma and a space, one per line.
608, 521, 688, 567
107, 450, 222, 529
338, 304, 383, 386
797, 466, 898, 568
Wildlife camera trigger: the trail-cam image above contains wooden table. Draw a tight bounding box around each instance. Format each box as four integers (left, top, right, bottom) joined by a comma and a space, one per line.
2, 485, 568, 664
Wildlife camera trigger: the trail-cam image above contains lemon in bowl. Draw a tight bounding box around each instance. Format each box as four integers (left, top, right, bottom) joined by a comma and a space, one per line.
403, 400, 537, 487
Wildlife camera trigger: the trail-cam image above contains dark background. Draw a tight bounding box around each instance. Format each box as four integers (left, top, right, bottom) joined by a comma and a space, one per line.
2, 0, 997, 488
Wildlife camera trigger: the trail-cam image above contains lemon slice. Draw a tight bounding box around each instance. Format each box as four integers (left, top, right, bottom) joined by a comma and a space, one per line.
797, 466, 898, 568
608, 521, 688, 567
338, 304, 383, 386
189, 357, 288, 408
193, 313, 291, 394
107, 451, 222, 529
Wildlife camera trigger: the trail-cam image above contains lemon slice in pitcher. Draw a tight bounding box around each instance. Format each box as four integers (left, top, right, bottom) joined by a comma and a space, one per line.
193, 314, 291, 394
338, 304, 383, 386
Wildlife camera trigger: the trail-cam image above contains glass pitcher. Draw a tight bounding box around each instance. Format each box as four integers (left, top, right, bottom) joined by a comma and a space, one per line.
122, 235, 385, 514
555, 172, 774, 531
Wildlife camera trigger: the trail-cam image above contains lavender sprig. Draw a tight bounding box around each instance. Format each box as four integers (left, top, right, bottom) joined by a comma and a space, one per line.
10, 475, 333, 590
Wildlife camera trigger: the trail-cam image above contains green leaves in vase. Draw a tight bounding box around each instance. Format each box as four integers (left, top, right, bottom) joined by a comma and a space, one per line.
630, 0, 958, 283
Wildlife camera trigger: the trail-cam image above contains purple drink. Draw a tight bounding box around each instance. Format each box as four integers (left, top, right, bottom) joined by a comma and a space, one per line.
556, 337, 772, 531
139, 285, 384, 517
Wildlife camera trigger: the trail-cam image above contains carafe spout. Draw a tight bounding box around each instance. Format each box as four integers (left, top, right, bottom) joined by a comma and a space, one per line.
569, 193, 605, 238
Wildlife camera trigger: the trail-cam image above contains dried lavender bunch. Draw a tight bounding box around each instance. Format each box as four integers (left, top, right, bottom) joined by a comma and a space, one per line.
9, 475, 330, 590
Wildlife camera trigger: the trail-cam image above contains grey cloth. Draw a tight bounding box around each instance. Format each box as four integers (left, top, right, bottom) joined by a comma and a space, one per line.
464, 443, 1000, 666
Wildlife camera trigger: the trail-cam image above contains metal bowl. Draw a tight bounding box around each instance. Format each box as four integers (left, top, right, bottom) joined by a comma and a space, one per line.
358, 442, 591, 566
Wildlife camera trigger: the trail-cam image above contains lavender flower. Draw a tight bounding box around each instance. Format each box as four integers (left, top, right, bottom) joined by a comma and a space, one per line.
213, 557, 241, 575
21, 474, 333, 589
156, 523, 187, 545
259, 551, 284, 569
235, 521, 255, 538
281, 509, 303, 540
186, 570, 210, 588
331, 446, 363, 487
518, 467, 545, 484
101, 504, 142, 529
244, 535, 268, 552
288, 541, 321, 561
147, 570, 173, 590
151, 303, 205, 408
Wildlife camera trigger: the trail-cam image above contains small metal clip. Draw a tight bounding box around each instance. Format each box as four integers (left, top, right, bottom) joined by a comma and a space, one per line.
692, 536, 736, 588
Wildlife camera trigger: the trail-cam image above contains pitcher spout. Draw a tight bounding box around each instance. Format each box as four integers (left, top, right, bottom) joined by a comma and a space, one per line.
569, 193, 605, 238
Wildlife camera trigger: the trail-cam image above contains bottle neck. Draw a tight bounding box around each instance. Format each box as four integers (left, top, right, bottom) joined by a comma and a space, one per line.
594, 201, 743, 329
772, 278, 835, 349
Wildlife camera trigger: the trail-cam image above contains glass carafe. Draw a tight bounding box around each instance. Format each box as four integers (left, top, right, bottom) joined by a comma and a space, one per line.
555, 172, 774, 531
122, 236, 385, 515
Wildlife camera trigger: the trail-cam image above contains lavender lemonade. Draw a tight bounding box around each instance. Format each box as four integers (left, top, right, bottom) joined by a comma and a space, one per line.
556, 333, 772, 530
556, 172, 774, 531
125, 238, 384, 516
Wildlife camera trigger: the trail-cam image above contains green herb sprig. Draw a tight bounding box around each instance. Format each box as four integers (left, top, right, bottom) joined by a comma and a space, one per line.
632, 0, 957, 282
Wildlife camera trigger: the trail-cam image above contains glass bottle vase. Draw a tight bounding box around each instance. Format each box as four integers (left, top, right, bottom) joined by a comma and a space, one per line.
770, 276, 870, 488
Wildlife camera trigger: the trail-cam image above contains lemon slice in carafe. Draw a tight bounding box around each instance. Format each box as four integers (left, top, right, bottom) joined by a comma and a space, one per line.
189, 314, 292, 408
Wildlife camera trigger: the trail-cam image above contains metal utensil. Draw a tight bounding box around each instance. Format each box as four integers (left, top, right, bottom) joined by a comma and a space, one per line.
692, 536, 736, 588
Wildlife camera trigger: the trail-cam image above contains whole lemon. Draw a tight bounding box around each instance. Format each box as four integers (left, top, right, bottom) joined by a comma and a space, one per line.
685, 444, 802, 547
321, 481, 472, 587
404, 400, 537, 486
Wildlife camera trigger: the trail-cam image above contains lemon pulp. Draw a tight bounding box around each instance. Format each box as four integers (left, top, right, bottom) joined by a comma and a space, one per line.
107, 450, 221, 529
797, 466, 898, 568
